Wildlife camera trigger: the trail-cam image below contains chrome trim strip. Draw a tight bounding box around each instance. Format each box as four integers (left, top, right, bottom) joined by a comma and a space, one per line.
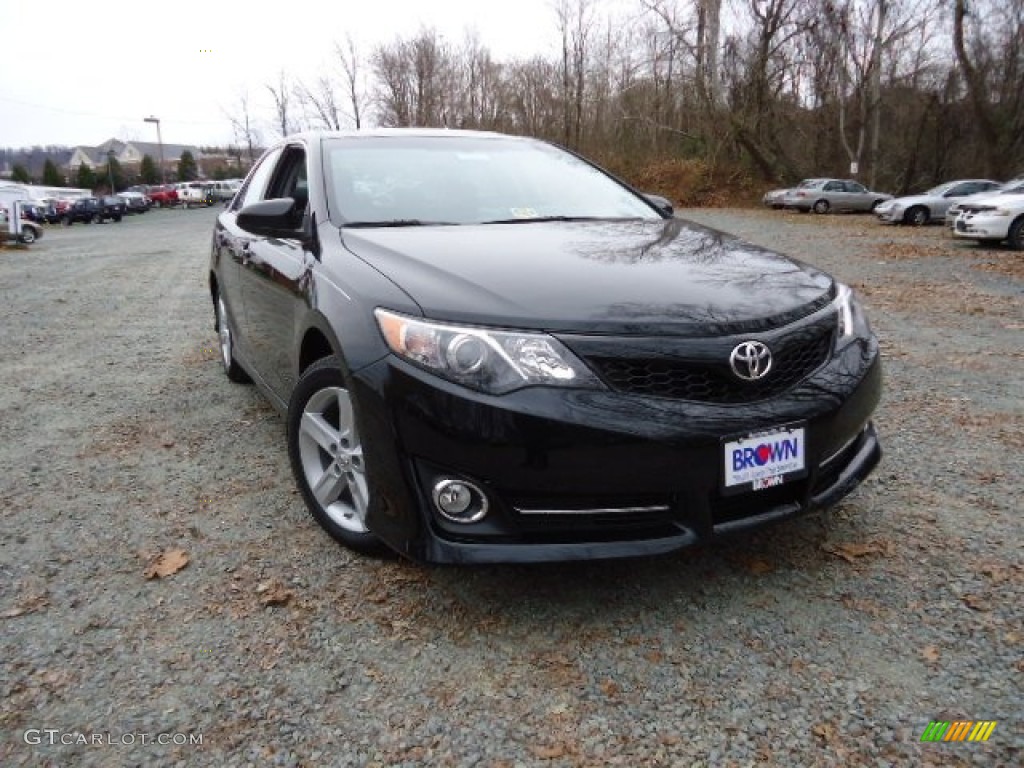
514, 505, 671, 516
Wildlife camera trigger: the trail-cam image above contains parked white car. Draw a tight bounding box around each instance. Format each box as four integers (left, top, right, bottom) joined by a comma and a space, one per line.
945, 178, 1024, 228
875, 179, 1000, 225
176, 182, 215, 208
952, 192, 1024, 250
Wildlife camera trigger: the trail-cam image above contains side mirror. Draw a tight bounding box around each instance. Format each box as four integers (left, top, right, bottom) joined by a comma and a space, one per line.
643, 193, 674, 217
237, 197, 305, 240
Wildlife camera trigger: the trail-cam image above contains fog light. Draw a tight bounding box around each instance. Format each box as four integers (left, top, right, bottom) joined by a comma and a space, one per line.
432, 478, 489, 523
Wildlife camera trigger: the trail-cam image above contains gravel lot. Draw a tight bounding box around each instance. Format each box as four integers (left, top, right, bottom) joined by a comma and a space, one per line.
1, 207, 1021, 767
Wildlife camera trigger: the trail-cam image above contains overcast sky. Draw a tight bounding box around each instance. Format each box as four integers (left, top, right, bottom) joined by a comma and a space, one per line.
1, 0, 630, 150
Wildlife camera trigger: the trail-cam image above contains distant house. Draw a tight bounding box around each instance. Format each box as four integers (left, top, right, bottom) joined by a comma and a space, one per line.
0, 147, 74, 180
68, 138, 205, 177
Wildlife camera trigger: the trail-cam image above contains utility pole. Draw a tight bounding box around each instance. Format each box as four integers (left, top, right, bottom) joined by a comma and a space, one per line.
144, 116, 166, 184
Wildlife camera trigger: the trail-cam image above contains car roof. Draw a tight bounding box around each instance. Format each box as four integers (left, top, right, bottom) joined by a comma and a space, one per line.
283, 128, 525, 144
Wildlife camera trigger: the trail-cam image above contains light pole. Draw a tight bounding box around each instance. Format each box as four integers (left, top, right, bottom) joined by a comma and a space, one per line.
143, 116, 166, 184
107, 149, 116, 195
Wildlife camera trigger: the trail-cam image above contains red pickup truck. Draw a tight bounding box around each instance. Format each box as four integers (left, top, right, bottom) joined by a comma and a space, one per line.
146, 185, 179, 208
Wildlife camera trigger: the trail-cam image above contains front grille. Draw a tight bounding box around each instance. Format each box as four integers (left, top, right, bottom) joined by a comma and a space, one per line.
588, 328, 834, 404
711, 483, 805, 524
509, 494, 682, 542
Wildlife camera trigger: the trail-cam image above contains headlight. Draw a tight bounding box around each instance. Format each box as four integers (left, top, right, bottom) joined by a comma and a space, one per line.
834, 284, 870, 345
375, 309, 603, 394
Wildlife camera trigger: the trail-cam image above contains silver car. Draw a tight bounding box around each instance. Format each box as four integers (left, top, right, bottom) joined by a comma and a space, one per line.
782, 179, 892, 214
762, 188, 790, 209
945, 178, 1024, 228
875, 179, 1000, 225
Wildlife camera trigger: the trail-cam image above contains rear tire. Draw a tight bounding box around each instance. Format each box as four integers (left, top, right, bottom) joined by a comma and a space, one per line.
216, 294, 251, 384
288, 356, 385, 555
18, 228, 37, 244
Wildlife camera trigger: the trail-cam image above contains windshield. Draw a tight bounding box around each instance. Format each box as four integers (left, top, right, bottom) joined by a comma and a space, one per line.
323, 135, 661, 226
925, 183, 955, 196
796, 179, 823, 189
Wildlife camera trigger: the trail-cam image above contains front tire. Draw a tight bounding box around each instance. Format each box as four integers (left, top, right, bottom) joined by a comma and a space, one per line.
812, 199, 830, 214
1008, 216, 1024, 251
18, 228, 37, 244
288, 356, 383, 555
905, 206, 929, 226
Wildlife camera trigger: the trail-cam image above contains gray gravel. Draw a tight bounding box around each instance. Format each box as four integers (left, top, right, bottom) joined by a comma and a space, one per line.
0, 207, 1021, 767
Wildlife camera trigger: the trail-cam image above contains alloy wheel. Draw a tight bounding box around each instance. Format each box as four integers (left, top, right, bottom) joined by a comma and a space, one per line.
216, 296, 233, 371
297, 386, 369, 534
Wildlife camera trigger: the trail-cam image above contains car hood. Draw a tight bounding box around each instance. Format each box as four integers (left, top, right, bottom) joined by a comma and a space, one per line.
339, 218, 833, 336
961, 192, 1024, 210
884, 194, 939, 208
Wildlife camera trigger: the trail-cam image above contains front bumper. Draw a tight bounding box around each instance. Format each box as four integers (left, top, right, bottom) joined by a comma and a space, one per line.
953, 214, 1012, 241
351, 336, 883, 564
875, 208, 901, 223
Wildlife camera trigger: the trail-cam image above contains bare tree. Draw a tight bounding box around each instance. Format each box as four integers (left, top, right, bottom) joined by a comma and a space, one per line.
225, 91, 261, 164
554, 0, 594, 148
295, 77, 344, 130
266, 70, 295, 138
337, 34, 366, 129
953, 0, 1024, 177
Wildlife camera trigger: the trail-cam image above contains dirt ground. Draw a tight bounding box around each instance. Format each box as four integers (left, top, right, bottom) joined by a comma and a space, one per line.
0, 207, 1020, 766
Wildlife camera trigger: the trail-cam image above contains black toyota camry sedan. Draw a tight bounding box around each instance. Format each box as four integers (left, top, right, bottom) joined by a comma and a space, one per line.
209, 129, 881, 564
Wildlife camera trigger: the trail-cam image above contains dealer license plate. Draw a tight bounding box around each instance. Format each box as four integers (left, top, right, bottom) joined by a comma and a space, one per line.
723, 425, 806, 493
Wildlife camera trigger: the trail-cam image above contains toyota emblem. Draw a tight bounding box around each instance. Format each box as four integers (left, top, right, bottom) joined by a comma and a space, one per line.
730, 341, 772, 381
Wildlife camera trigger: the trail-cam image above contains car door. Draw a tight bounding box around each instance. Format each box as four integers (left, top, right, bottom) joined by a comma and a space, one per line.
843, 181, 870, 210
237, 143, 313, 400
214, 147, 283, 378
823, 180, 846, 209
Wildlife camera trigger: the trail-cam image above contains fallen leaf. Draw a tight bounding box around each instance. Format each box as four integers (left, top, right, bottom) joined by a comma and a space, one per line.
812, 722, 838, 745
531, 745, 566, 759
1, 592, 50, 619
979, 562, 1020, 584
600, 679, 620, 697
257, 580, 293, 607
746, 557, 774, 575
144, 550, 189, 579
921, 645, 941, 663
962, 594, 991, 612
822, 540, 892, 563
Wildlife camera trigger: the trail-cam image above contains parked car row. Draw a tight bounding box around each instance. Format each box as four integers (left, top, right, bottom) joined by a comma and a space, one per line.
764, 176, 1024, 249
128, 180, 242, 208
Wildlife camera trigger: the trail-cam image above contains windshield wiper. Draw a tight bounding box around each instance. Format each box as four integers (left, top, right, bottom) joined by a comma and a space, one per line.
343, 219, 457, 228
481, 215, 607, 224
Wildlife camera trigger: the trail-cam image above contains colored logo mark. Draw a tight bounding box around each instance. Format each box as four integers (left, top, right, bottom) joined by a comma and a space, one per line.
920, 721, 997, 742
